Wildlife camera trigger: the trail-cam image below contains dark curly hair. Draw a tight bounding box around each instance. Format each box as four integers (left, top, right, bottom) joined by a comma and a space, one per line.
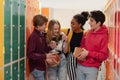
73, 11, 89, 30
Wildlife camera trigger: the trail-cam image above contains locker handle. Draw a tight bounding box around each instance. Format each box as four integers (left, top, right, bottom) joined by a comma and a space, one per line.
19, 25, 22, 27
12, 25, 15, 27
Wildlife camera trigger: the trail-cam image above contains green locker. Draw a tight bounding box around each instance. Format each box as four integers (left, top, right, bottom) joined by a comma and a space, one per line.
12, 62, 18, 80
4, 0, 11, 64
20, 60, 25, 80
12, 0, 18, 61
20, 0, 25, 58
4, 65, 11, 80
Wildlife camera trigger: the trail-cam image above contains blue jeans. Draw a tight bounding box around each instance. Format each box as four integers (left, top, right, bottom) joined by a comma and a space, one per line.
48, 54, 67, 80
31, 69, 45, 80
77, 64, 98, 80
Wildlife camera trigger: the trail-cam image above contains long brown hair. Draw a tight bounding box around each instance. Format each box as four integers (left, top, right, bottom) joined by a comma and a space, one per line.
46, 19, 61, 44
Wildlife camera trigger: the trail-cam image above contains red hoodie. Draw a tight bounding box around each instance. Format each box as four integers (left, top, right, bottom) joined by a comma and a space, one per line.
78, 25, 109, 68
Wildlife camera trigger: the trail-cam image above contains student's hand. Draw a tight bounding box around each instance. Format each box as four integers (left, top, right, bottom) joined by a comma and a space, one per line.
49, 41, 57, 49
62, 34, 68, 42
46, 53, 56, 59
46, 58, 56, 65
77, 48, 88, 61
46, 53, 59, 65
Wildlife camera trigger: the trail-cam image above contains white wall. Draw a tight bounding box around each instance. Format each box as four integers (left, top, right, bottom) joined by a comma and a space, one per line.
49, 8, 90, 30
40, 0, 108, 11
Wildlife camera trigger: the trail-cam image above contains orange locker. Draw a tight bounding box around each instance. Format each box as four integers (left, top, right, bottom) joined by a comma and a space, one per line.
26, 0, 41, 79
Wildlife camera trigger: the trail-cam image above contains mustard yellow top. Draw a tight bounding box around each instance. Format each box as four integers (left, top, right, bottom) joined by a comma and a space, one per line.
67, 29, 73, 52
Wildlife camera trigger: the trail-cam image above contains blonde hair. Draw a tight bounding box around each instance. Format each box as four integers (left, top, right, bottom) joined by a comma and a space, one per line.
46, 19, 61, 44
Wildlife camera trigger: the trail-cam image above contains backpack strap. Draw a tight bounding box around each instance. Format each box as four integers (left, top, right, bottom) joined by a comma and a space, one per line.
66, 28, 70, 36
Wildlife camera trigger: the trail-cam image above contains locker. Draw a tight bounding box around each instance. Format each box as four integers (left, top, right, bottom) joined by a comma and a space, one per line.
20, 60, 25, 80
0, 68, 4, 80
0, 0, 4, 67
118, 12, 120, 57
4, 54, 11, 65
4, 0, 11, 64
20, 0, 25, 58
12, 62, 18, 80
0, 54, 4, 66
12, 0, 18, 61
4, 65, 11, 80
0, 0, 4, 66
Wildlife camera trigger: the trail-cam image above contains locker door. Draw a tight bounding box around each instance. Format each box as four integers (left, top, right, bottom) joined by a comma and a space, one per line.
4, 0, 11, 64
0, 0, 4, 67
20, 0, 25, 58
4, 65, 11, 80
117, 0, 120, 77
19, 0, 25, 79
12, 0, 18, 61
12, 62, 18, 80
20, 60, 25, 80
0, 68, 4, 80
0, 0, 4, 79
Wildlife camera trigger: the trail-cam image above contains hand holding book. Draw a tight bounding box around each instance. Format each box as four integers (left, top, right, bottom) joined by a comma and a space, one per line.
73, 47, 83, 58
73, 47, 88, 61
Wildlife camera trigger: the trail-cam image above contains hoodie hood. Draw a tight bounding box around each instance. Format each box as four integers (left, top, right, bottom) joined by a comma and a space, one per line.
90, 25, 108, 34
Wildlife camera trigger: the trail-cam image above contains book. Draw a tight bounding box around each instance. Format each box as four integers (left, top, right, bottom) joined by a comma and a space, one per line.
73, 47, 83, 58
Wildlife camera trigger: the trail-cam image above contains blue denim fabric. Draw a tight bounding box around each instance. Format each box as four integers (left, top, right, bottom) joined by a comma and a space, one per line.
77, 64, 98, 80
48, 54, 67, 80
31, 69, 45, 80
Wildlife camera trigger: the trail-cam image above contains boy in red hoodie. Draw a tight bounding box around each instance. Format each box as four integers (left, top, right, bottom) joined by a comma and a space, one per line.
76, 10, 109, 80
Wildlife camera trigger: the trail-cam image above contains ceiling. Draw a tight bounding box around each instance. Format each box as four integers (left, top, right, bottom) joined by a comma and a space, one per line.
40, 0, 109, 11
